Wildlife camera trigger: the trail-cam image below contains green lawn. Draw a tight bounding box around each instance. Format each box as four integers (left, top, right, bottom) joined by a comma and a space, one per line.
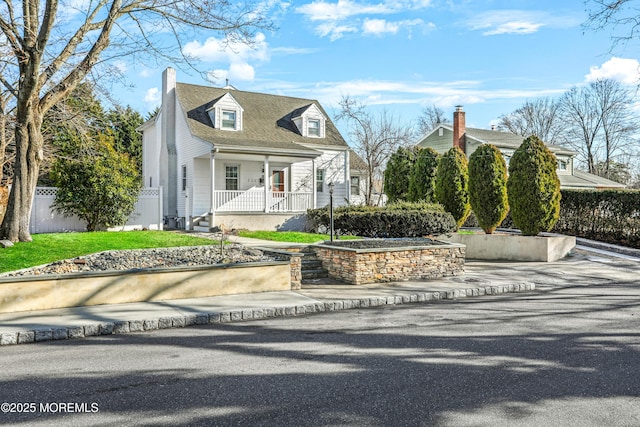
0, 231, 218, 274
238, 230, 360, 244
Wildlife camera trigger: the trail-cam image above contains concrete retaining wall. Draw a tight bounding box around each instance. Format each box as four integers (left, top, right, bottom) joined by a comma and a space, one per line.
0, 261, 291, 314
443, 232, 576, 262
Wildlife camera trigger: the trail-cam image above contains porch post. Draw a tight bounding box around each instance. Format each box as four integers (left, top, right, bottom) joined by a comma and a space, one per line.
264, 156, 270, 213
209, 149, 216, 225
312, 158, 317, 209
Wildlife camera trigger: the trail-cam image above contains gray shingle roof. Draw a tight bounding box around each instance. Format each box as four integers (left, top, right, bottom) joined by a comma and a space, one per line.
465, 127, 576, 155
175, 83, 348, 154
349, 149, 368, 172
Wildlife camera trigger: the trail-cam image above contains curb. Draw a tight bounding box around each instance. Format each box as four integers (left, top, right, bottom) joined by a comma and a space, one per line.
0, 282, 535, 346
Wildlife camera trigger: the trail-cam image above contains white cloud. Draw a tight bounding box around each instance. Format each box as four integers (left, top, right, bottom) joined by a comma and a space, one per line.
183, 33, 269, 85
316, 22, 359, 40
183, 33, 269, 63
362, 18, 424, 35
468, 10, 580, 36
296, 0, 432, 40
144, 87, 161, 110
585, 57, 640, 85
483, 21, 543, 36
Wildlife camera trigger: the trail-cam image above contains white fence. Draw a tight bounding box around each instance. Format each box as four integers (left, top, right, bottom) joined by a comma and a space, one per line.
29, 187, 163, 234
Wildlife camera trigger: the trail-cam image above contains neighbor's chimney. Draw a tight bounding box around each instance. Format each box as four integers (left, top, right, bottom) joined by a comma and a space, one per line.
453, 105, 466, 153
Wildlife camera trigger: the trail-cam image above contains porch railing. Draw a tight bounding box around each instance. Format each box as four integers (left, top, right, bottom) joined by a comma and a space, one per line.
214, 190, 312, 212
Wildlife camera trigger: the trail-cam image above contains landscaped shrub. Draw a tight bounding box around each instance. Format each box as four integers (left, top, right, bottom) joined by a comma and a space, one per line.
384, 146, 416, 203
507, 135, 561, 236
553, 189, 640, 247
408, 147, 440, 202
435, 146, 470, 229
51, 134, 142, 231
468, 144, 509, 234
306, 203, 456, 237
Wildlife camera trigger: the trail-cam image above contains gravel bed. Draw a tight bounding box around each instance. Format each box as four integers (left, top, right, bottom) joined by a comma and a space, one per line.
2, 245, 273, 277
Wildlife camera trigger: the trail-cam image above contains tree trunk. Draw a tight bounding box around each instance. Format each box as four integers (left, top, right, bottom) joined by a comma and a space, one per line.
0, 110, 43, 242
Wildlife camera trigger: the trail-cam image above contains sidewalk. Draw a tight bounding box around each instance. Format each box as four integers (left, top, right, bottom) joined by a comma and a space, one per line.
0, 236, 637, 346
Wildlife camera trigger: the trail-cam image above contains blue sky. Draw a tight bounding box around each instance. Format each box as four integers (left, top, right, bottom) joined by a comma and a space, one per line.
119, 0, 640, 137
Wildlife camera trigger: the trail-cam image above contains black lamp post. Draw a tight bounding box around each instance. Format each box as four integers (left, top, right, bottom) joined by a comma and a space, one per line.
328, 182, 335, 243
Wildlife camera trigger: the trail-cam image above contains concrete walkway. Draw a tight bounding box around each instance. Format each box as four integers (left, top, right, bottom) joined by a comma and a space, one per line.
1, 236, 638, 346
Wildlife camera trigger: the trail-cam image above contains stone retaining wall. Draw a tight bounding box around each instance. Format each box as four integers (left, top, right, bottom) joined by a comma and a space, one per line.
312, 242, 465, 285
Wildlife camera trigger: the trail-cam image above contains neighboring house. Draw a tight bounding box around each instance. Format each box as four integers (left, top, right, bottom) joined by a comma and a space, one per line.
416, 106, 626, 190
141, 68, 354, 231
348, 149, 368, 205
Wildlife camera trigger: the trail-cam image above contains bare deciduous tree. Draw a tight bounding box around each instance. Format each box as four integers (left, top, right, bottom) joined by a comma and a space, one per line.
585, 0, 640, 49
416, 104, 450, 137
0, 0, 271, 241
497, 97, 563, 144
335, 96, 415, 206
559, 79, 638, 176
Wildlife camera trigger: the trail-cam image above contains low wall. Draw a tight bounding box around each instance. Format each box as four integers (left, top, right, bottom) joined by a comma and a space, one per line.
312, 241, 465, 285
0, 261, 291, 314
443, 232, 576, 262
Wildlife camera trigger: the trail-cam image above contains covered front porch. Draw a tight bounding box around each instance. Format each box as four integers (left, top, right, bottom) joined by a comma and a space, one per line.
187, 149, 319, 229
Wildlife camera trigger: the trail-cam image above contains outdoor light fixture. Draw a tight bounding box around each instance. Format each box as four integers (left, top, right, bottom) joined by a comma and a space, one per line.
328, 182, 335, 243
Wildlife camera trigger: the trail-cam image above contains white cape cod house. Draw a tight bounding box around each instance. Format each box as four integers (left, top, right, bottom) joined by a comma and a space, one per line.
140, 68, 354, 231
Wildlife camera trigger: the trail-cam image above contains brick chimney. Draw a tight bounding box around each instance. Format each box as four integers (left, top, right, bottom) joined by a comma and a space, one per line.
452, 105, 466, 153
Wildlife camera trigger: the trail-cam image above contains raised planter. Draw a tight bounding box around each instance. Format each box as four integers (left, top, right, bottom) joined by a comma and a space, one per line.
312, 238, 465, 285
442, 231, 576, 262
0, 261, 292, 314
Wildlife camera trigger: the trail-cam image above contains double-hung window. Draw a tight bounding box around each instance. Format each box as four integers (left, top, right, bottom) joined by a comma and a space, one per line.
308, 119, 320, 137
225, 165, 239, 191
316, 169, 324, 192
222, 110, 236, 130
350, 176, 360, 196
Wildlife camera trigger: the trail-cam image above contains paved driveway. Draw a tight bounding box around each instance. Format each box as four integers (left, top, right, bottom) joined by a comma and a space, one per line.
0, 252, 639, 426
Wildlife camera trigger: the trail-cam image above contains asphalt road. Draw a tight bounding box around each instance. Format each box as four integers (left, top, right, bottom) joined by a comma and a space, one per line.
1, 255, 639, 426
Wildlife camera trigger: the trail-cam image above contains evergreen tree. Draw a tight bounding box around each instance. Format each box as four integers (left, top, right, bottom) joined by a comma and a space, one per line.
435, 146, 470, 229
468, 144, 509, 234
383, 146, 416, 203
507, 135, 561, 236
408, 147, 440, 202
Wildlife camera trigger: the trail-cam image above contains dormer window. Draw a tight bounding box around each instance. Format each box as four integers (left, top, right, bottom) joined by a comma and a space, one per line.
222, 110, 236, 130
291, 103, 326, 138
207, 92, 243, 132
308, 119, 320, 137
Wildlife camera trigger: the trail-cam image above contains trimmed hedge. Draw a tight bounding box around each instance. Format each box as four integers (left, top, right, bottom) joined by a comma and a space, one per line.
553, 189, 640, 247
306, 203, 456, 238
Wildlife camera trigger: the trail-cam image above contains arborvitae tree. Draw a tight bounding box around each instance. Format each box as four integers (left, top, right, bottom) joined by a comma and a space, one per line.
468, 144, 509, 234
435, 146, 470, 229
383, 146, 416, 203
408, 147, 440, 202
507, 135, 561, 236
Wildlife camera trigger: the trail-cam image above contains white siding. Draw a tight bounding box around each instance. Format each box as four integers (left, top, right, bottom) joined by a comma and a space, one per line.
291, 160, 313, 193
314, 149, 348, 208
174, 99, 213, 218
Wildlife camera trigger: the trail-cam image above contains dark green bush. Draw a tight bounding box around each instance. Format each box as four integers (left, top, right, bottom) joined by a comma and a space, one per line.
553, 189, 640, 247
306, 203, 456, 237
435, 146, 470, 229
507, 135, 560, 236
408, 147, 440, 202
383, 146, 416, 203
468, 144, 509, 234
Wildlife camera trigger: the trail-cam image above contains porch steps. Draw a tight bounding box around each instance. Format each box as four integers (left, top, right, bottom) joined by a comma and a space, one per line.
301, 251, 329, 282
